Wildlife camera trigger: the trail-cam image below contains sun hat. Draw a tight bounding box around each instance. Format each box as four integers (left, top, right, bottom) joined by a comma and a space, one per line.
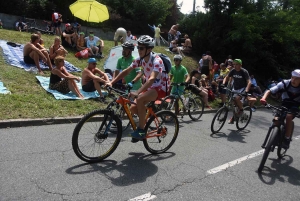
89, 34, 94, 37
201, 74, 207, 79
79, 32, 85, 35
228, 59, 233, 62
88, 58, 97, 63
292, 69, 300, 77
234, 59, 242, 65
65, 23, 71, 28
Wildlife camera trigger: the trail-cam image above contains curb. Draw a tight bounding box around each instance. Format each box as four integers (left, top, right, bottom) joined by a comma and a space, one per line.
0, 107, 267, 129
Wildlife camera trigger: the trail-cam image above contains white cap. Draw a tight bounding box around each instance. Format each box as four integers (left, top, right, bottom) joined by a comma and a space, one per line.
291, 69, 300, 77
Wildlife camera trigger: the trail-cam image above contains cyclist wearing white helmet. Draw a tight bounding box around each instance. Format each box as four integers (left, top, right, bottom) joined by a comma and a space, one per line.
111, 35, 168, 141
261, 69, 300, 149
170, 55, 189, 95
113, 41, 142, 91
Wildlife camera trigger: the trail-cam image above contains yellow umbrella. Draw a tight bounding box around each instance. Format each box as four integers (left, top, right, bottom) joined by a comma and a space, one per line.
69, 0, 109, 23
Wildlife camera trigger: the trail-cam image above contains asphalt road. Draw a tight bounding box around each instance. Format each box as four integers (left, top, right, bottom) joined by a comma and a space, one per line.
0, 108, 300, 201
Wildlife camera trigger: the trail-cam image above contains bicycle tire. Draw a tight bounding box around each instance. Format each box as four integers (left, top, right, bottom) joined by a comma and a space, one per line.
258, 127, 279, 173
72, 109, 122, 163
160, 96, 178, 121
188, 96, 204, 121
107, 101, 131, 133
211, 107, 228, 133
236, 106, 252, 130
143, 110, 179, 154
277, 122, 294, 159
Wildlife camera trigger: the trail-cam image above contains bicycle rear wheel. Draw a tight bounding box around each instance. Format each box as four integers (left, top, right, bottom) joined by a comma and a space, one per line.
188, 96, 204, 121
143, 110, 179, 154
236, 106, 252, 130
258, 127, 279, 173
72, 109, 122, 163
277, 122, 294, 159
107, 101, 131, 132
211, 107, 228, 133
160, 96, 179, 121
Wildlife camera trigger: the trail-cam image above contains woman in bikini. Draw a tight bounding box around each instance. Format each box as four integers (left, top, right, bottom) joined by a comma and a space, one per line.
49, 36, 68, 64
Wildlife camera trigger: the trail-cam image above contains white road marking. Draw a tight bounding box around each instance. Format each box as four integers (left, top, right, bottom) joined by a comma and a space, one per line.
207, 135, 300, 175
207, 149, 264, 175
128, 192, 157, 201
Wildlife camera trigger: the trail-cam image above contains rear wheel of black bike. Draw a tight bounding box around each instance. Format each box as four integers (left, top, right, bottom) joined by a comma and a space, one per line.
236, 106, 252, 130
211, 107, 228, 133
258, 127, 279, 173
72, 109, 122, 163
160, 95, 179, 121
277, 122, 294, 159
188, 96, 204, 121
107, 101, 130, 133
143, 110, 179, 154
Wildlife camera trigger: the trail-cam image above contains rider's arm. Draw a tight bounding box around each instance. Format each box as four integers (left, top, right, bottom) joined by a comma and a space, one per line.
132, 71, 143, 83
185, 74, 190, 82
245, 79, 252, 93
111, 67, 132, 85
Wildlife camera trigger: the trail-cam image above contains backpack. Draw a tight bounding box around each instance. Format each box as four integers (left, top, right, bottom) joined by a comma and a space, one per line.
151, 52, 172, 96
151, 52, 171, 73
282, 80, 300, 100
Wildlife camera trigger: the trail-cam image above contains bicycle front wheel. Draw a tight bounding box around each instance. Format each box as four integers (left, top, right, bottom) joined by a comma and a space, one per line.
277, 122, 294, 158
143, 110, 179, 154
72, 109, 122, 163
258, 127, 279, 173
188, 96, 204, 121
211, 107, 228, 133
236, 106, 252, 130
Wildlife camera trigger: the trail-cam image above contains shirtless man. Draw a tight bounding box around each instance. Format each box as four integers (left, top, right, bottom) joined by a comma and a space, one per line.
23, 34, 53, 74
168, 24, 179, 43
179, 34, 192, 55
81, 58, 111, 102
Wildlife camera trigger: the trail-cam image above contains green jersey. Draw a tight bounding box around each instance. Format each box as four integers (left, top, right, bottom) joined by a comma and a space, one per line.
116, 55, 141, 90
170, 65, 188, 95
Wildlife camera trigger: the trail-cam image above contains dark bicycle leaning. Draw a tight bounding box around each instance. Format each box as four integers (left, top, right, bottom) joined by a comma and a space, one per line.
258, 102, 300, 173
159, 82, 204, 120
211, 87, 252, 133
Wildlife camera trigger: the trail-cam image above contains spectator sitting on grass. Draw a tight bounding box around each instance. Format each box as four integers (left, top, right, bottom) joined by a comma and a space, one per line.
76, 32, 87, 51
23, 34, 53, 75
34, 31, 44, 47
49, 56, 84, 99
81, 58, 111, 102
15, 19, 27, 32
49, 37, 68, 64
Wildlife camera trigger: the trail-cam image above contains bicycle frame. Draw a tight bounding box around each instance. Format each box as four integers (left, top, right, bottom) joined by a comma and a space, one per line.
108, 87, 166, 138
170, 83, 194, 110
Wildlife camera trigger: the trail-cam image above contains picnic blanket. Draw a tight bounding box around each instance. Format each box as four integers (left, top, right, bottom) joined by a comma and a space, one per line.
36, 76, 107, 100
0, 81, 11, 94
0, 40, 81, 72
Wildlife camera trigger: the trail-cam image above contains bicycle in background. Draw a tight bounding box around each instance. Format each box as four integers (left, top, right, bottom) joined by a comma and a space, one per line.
159, 83, 204, 120
211, 87, 252, 133
72, 85, 179, 163
258, 102, 299, 173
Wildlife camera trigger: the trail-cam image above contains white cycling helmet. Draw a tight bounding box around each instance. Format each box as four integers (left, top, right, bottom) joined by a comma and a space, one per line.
174, 54, 182, 61
137, 35, 155, 48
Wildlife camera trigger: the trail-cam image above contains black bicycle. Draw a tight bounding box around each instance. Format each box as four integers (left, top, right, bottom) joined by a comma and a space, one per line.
258, 103, 299, 173
211, 87, 252, 133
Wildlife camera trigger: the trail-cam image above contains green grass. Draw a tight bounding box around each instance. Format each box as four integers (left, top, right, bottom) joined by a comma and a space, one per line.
0, 29, 202, 120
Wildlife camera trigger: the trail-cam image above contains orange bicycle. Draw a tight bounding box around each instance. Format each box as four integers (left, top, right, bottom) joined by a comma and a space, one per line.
72, 86, 179, 163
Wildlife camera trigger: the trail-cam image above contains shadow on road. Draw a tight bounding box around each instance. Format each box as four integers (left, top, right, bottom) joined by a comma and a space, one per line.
257, 155, 300, 186
66, 152, 175, 186
210, 129, 250, 143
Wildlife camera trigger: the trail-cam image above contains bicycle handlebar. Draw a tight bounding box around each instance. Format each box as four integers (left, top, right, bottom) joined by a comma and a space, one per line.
263, 102, 300, 118
223, 87, 250, 97
171, 82, 188, 87
107, 84, 132, 97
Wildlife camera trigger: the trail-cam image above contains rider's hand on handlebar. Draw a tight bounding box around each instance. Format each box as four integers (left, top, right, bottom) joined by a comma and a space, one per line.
260, 98, 267, 105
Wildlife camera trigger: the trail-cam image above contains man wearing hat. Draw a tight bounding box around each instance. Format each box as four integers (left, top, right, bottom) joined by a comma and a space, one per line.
261, 69, 300, 149
61, 23, 77, 48
76, 32, 87, 51
154, 24, 163, 46
81, 58, 111, 102
222, 59, 255, 123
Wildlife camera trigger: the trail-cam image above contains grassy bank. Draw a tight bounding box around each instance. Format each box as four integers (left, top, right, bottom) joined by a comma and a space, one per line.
0, 29, 201, 120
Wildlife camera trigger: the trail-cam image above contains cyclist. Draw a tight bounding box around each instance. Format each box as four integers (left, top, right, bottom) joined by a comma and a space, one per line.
222, 59, 254, 123
110, 35, 168, 141
169, 55, 189, 95
112, 42, 142, 91
260, 69, 300, 148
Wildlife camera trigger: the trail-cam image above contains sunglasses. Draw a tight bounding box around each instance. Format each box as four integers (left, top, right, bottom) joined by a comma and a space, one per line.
137, 46, 145, 51
174, 59, 181, 62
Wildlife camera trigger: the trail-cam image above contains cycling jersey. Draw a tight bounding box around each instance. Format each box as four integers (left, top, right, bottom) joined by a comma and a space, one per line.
270, 79, 300, 103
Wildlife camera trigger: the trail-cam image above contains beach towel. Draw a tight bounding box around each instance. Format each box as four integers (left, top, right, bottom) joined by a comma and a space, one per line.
0, 81, 11, 94
0, 40, 81, 72
36, 76, 107, 100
